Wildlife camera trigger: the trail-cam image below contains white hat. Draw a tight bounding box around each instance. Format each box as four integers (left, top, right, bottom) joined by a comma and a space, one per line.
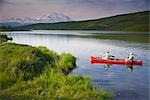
129, 52, 133, 55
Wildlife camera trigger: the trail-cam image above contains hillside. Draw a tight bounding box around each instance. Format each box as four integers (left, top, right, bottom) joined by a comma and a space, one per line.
17, 11, 149, 32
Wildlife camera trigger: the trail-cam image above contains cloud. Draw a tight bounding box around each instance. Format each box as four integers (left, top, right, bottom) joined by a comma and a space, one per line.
0, 0, 149, 20
0, 0, 4, 9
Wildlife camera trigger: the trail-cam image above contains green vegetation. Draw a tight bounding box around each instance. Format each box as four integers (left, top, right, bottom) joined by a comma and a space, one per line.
0, 26, 14, 31
80, 34, 149, 43
0, 26, 29, 32
0, 43, 113, 100
17, 11, 149, 32
0, 34, 12, 43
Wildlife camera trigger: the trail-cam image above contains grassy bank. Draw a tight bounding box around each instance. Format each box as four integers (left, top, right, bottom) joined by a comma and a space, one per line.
0, 43, 113, 99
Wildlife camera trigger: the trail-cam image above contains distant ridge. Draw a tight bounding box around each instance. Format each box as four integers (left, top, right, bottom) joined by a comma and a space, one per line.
9, 11, 150, 32
0, 12, 73, 27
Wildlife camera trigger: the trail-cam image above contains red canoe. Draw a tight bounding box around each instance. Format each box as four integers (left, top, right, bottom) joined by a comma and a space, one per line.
91, 56, 143, 65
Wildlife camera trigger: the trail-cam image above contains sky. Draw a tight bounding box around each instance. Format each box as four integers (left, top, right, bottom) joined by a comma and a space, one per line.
0, 0, 149, 21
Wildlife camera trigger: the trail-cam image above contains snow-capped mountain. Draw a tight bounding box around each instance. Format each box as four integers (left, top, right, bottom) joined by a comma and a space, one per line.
0, 12, 73, 27
39, 12, 72, 23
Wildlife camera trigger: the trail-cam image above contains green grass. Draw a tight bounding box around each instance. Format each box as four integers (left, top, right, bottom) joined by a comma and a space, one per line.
0, 26, 14, 32
0, 43, 113, 100
17, 11, 149, 32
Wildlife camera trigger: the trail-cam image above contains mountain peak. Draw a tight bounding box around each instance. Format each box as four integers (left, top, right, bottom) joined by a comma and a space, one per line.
0, 12, 73, 27
39, 12, 72, 23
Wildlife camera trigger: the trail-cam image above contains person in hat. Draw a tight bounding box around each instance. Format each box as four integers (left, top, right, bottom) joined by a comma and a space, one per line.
103, 51, 114, 60
126, 52, 134, 62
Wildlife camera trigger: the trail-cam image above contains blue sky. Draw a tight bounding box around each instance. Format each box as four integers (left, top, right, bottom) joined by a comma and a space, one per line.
0, 0, 149, 20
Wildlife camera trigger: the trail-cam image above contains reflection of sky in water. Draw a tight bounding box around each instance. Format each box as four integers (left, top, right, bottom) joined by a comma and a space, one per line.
7, 31, 149, 100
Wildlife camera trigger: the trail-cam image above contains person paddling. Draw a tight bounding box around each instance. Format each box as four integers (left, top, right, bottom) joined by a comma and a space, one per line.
103, 51, 114, 60
126, 52, 134, 62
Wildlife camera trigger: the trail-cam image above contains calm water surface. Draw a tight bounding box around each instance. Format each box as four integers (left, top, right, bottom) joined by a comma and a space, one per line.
5, 30, 150, 100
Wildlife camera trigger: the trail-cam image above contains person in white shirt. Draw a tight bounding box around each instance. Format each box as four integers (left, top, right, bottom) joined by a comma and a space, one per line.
126, 52, 134, 62
103, 51, 113, 60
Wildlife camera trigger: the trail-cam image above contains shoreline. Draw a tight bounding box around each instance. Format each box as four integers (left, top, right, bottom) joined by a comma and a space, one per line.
0, 36, 113, 99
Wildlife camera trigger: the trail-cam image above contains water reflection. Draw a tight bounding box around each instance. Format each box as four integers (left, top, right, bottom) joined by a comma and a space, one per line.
103, 64, 112, 70
91, 62, 142, 72
4, 31, 149, 100
126, 64, 134, 72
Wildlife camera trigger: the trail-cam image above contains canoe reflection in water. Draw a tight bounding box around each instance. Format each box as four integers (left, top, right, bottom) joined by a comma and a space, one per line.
103, 64, 112, 70
91, 62, 142, 72
126, 64, 133, 72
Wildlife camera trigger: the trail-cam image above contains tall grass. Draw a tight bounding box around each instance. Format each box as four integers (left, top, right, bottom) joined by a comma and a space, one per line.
0, 43, 113, 100
2, 68, 113, 99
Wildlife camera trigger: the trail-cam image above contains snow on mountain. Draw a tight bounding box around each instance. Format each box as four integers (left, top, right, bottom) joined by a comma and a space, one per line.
0, 12, 73, 27
39, 12, 72, 23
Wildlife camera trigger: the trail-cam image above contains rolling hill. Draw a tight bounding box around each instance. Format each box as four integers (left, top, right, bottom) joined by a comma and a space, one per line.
16, 11, 149, 32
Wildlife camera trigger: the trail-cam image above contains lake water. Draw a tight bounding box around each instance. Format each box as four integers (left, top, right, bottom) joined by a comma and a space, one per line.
5, 30, 150, 100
